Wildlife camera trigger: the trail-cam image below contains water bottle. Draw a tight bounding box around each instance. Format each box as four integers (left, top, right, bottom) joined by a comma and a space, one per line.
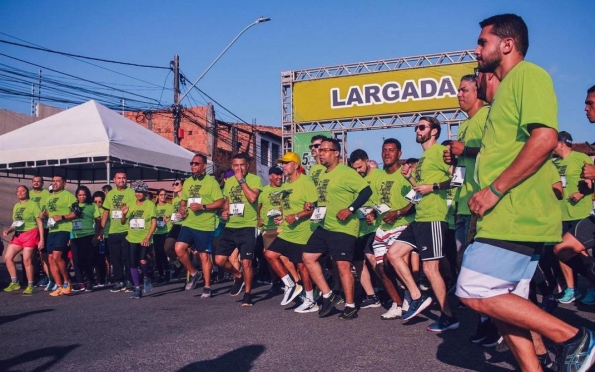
99, 238, 105, 255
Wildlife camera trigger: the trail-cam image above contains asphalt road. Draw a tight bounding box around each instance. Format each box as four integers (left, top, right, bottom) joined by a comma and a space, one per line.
2, 272, 595, 372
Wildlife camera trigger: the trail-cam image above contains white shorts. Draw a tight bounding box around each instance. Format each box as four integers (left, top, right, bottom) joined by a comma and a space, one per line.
371, 225, 408, 264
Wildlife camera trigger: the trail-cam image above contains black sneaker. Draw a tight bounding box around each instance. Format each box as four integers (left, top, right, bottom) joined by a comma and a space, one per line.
481, 321, 502, 348
201, 287, 212, 298
72, 283, 86, 292
469, 318, 490, 344
124, 281, 134, 292
360, 295, 381, 309
402, 295, 432, 321
555, 327, 595, 372
230, 277, 245, 296
241, 293, 253, 307
84, 282, 93, 292
536, 353, 553, 370
268, 281, 283, 294
318, 292, 344, 318
110, 282, 124, 292
185, 272, 201, 291
338, 306, 358, 320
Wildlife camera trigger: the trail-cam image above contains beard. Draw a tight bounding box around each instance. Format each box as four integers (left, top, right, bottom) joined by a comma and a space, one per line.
478, 48, 502, 73
416, 133, 430, 144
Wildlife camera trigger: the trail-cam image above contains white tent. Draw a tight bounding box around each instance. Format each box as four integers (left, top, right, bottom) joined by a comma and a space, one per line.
0, 100, 210, 183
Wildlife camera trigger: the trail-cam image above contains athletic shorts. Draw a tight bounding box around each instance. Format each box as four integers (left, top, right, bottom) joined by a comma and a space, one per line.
262, 229, 279, 250
47, 231, 70, 253
177, 226, 214, 253
456, 238, 542, 299
166, 224, 182, 240
268, 237, 304, 264
217, 227, 257, 260
371, 225, 408, 264
354, 232, 375, 261
568, 216, 595, 249
395, 221, 448, 261
11, 228, 40, 249
303, 227, 356, 262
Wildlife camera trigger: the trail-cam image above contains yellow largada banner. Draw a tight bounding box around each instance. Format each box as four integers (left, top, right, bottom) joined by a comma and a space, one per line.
293, 62, 475, 122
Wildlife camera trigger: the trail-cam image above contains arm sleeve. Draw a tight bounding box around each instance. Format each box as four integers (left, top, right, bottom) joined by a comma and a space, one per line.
349, 186, 372, 211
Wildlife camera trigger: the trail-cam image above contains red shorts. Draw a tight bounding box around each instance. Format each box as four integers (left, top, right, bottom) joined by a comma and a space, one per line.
11, 228, 40, 249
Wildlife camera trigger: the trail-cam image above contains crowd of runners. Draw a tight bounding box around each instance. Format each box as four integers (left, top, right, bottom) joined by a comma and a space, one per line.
3, 13, 595, 372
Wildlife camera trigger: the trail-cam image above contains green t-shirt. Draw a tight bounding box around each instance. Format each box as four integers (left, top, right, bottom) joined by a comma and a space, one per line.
554, 151, 594, 221
446, 189, 456, 230
103, 187, 136, 235
309, 163, 326, 186
45, 190, 77, 233
278, 175, 318, 244
155, 203, 174, 235
316, 164, 368, 237
476, 61, 561, 243
373, 169, 415, 230
414, 143, 450, 222
359, 169, 383, 236
182, 175, 224, 232
224, 173, 263, 228
29, 189, 49, 210
455, 106, 489, 216
259, 184, 284, 230
72, 203, 96, 238
94, 206, 110, 238
172, 196, 185, 225
125, 199, 157, 244
12, 200, 41, 232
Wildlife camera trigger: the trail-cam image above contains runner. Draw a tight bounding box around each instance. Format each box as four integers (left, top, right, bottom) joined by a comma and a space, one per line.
154, 188, 173, 284
70, 186, 97, 292
92, 191, 108, 287
163, 179, 185, 283
29, 176, 52, 289
3, 185, 44, 294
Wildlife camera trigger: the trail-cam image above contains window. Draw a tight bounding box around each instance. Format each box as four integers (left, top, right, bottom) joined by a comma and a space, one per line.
188, 130, 193, 135
260, 139, 269, 166
272, 143, 280, 164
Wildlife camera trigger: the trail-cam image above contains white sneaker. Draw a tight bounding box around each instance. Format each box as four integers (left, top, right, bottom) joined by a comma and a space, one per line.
402, 291, 412, 312
281, 284, 303, 306
381, 303, 402, 320
294, 298, 319, 313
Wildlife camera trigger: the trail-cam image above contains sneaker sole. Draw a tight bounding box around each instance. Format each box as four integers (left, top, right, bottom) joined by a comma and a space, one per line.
578, 340, 595, 372
295, 306, 319, 313
427, 322, 460, 332
281, 285, 303, 306
558, 298, 577, 304
318, 295, 344, 317
470, 336, 487, 344
361, 302, 382, 309
482, 336, 503, 348
581, 300, 595, 305
381, 313, 402, 320
230, 281, 245, 297
402, 297, 433, 321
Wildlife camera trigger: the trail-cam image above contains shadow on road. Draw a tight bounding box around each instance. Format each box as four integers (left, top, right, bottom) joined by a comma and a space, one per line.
176, 344, 265, 372
0, 344, 80, 372
0, 308, 54, 326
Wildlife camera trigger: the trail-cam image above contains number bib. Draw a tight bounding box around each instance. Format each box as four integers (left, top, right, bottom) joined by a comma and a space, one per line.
111, 210, 123, 219
157, 220, 166, 228
561, 175, 567, 188
356, 207, 374, 220
130, 218, 145, 230
372, 203, 391, 214
266, 209, 282, 218
72, 220, 83, 230
188, 197, 202, 205
451, 166, 466, 187
229, 203, 245, 216
47, 218, 56, 227
404, 190, 423, 204
310, 206, 327, 222
170, 213, 181, 223
11, 220, 24, 228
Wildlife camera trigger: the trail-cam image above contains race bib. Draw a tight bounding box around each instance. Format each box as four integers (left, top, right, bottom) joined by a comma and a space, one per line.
11, 220, 24, 228
72, 220, 83, 230
561, 175, 567, 188
372, 203, 391, 214
188, 197, 202, 205
47, 218, 56, 227
266, 209, 282, 218
356, 207, 374, 220
310, 206, 327, 222
171, 212, 181, 222
157, 220, 166, 228
446, 199, 453, 207
130, 218, 145, 230
229, 203, 245, 216
404, 189, 423, 204
111, 210, 123, 219
451, 166, 466, 187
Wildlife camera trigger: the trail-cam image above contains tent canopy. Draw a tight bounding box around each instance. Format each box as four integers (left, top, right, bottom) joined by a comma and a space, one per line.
0, 100, 209, 183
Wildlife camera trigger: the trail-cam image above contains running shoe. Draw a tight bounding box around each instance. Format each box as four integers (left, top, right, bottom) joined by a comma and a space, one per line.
318, 292, 344, 318
110, 282, 125, 292
537, 353, 554, 370
418, 279, 430, 291
481, 321, 502, 348
427, 313, 460, 332
44, 280, 57, 292
184, 272, 201, 291
95, 282, 105, 288
230, 277, 245, 296
22, 285, 35, 295
201, 287, 212, 298
241, 293, 253, 307
402, 290, 412, 312
339, 306, 358, 320
360, 295, 381, 309
72, 284, 85, 292
36, 276, 49, 287
4, 282, 21, 292
61, 283, 72, 295
124, 281, 134, 292
554, 327, 595, 372
402, 295, 432, 321
581, 289, 595, 305
143, 278, 153, 293
281, 284, 303, 306
295, 298, 319, 313
469, 318, 490, 344
558, 287, 582, 304
84, 282, 93, 292
381, 303, 403, 320
49, 287, 63, 297
130, 288, 142, 299
268, 281, 283, 294
541, 295, 558, 313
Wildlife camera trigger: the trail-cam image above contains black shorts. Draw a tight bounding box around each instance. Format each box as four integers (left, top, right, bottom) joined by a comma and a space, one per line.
129, 243, 149, 267
563, 219, 583, 236
217, 227, 257, 261
47, 231, 70, 253
354, 232, 375, 261
304, 227, 356, 262
395, 221, 448, 261
570, 216, 595, 250
166, 224, 182, 240
268, 237, 304, 264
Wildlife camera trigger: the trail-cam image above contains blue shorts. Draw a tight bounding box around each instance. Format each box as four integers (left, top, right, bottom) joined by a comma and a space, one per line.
456, 238, 541, 299
177, 226, 214, 253
47, 231, 70, 253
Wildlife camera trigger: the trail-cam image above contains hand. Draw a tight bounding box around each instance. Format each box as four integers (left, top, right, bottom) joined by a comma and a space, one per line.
304, 202, 314, 212
188, 203, 202, 212
413, 184, 433, 195
401, 167, 412, 178
365, 212, 376, 225
141, 237, 150, 247
382, 210, 401, 225
443, 149, 455, 165
96, 232, 104, 241
163, 216, 171, 223
468, 187, 501, 217
221, 210, 229, 221
581, 163, 595, 180
121, 204, 129, 215
52, 215, 62, 222
274, 216, 284, 225
569, 192, 585, 203
2, 230, 8, 238
38, 240, 45, 250
336, 208, 352, 221
450, 140, 465, 156
178, 207, 186, 218
234, 169, 244, 181
285, 214, 297, 225
258, 218, 264, 228
40, 210, 48, 219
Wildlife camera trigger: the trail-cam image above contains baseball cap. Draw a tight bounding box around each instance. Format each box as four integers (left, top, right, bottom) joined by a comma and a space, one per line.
558, 131, 573, 146
268, 166, 283, 175
277, 152, 300, 164
132, 180, 149, 193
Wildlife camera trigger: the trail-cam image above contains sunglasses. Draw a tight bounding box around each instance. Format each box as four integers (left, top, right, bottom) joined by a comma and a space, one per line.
414, 125, 428, 132
319, 148, 338, 154
189, 162, 203, 166
309, 144, 321, 149
172, 182, 181, 186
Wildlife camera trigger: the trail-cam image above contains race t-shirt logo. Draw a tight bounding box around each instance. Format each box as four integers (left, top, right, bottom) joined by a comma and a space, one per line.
14, 207, 26, 220
47, 197, 59, 212
317, 179, 330, 203
112, 195, 125, 209
229, 185, 244, 203
188, 184, 202, 197
311, 169, 323, 186
268, 191, 283, 207
379, 181, 394, 204
278, 189, 293, 210
131, 210, 144, 219
556, 164, 567, 176
415, 157, 426, 183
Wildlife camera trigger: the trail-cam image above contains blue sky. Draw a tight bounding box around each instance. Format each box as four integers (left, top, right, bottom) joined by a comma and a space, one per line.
0, 0, 593, 161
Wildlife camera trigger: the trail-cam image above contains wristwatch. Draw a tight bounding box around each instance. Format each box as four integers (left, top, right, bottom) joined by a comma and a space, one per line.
202, 205, 207, 211
295, 214, 300, 221
348, 206, 355, 213
433, 183, 439, 192
238, 178, 246, 185
61, 215, 65, 220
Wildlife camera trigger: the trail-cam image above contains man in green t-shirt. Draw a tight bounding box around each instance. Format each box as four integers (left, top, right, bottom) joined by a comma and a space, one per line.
30, 175, 52, 288
101, 170, 136, 292
42, 175, 77, 296
386, 116, 457, 331
175, 153, 224, 298
458, 14, 595, 372
215, 153, 262, 307
302, 138, 372, 320
308, 134, 328, 186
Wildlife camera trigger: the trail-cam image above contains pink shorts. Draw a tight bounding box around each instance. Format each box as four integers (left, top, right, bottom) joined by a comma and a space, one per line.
11, 228, 40, 249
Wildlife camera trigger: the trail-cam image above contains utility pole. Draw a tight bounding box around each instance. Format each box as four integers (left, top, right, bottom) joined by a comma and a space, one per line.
38, 69, 42, 103
172, 55, 181, 145
206, 103, 215, 159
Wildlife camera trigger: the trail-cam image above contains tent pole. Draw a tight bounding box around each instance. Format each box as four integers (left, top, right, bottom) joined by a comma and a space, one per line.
106, 162, 111, 186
